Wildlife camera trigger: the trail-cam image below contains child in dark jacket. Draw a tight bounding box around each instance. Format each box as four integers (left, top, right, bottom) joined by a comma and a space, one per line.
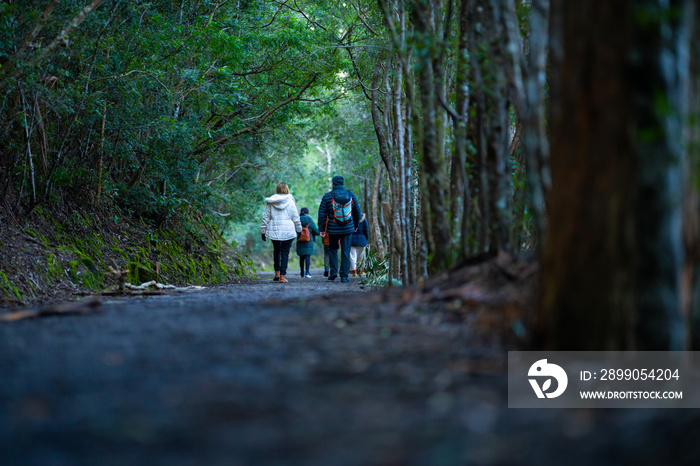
296, 207, 320, 277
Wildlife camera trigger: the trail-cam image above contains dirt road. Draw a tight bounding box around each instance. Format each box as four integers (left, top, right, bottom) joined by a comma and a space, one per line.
0, 271, 696, 465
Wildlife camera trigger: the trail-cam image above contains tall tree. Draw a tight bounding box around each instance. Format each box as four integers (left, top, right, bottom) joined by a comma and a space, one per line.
502, 0, 550, 244
411, 0, 453, 272
537, 0, 691, 350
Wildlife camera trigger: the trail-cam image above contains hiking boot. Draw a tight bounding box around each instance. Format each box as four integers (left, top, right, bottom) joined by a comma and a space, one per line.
351, 270, 358, 277
328, 273, 337, 281
273, 271, 280, 282
341, 277, 350, 283
279, 275, 288, 283
323, 270, 329, 277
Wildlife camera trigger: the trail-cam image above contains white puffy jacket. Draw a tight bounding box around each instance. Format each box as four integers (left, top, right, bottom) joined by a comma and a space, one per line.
260, 194, 302, 241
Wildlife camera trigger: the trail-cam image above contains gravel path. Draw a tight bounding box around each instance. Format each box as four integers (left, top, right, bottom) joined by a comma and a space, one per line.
0, 271, 697, 465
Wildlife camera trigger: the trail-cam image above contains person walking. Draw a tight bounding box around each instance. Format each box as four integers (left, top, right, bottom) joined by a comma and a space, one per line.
260, 182, 302, 283
318, 175, 361, 283
296, 207, 320, 278
350, 213, 369, 277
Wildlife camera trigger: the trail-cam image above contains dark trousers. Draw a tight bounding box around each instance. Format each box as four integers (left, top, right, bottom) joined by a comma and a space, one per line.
323, 245, 330, 271
272, 239, 293, 275
328, 233, 352, 278
299, 255, 311, 275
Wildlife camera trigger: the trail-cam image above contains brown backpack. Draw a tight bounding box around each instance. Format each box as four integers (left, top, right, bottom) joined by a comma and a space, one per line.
299, 223, 311, 242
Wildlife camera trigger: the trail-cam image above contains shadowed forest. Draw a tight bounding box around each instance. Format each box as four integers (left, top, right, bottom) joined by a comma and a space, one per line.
1, 0, 700, 464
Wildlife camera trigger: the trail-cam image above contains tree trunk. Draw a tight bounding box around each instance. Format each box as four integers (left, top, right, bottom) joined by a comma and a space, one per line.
537, 0, 690, 350
413, 0, 452, 272
370, 163, 386, 259
404, 100, 417, 284
451, 0, 472, 262
479, 0, 511, 253
502, 0, 550, 246
470, 4, 490, 254
96, 100, 107, 203
394, 55, 411, 285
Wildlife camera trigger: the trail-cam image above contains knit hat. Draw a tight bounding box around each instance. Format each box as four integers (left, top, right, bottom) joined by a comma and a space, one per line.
332, 175, 344, 186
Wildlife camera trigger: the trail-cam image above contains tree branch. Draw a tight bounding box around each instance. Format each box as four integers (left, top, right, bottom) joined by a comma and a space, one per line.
1, 0, 104, 87
352, 1, 379, 36
229, 74, 319, 137
91, 69, 171, 94
206, 0, 233, 28
271, 0, 327, 31
34, 0, 106, 67
192, 74, 319, 156
13, 0, 61, 59
437, 90, 462, 121
261, 1, 289, 28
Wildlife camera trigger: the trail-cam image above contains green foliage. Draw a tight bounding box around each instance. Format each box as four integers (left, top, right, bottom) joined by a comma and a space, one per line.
516, 0, 532, 37
362, 247, 389, 286
0, 0, 351, 231
45, 253, 63, 286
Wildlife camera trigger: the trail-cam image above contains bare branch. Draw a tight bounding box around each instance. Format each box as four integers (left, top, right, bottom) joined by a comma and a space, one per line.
261, 1, 289, 28
192, 74, 319, 156
92, 70, 171, 94
35, 0, 106, 65
271, 0, 327, 31
229, 74, 319, 137
299, 92, 348, 105
206, 0, 233, 28
13, 0, 61, 58
1, 0, 105, 87
437, 90, 462, 121
343, 46, 380, 102
352, 1, 379, 36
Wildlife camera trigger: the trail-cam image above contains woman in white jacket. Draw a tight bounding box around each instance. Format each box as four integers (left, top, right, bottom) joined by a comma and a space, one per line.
260, 182, 302, 283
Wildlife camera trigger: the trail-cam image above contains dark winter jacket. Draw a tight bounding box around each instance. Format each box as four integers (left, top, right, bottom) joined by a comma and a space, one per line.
318, 185, 361, 236
296, 214, 320, 256
351, 215, 369, 247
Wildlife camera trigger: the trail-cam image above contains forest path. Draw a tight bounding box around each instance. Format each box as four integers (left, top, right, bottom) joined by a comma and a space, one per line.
0, 271, 694, 465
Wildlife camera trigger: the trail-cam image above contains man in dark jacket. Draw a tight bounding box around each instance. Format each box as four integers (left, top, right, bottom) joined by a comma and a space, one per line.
318, 175, 361, 282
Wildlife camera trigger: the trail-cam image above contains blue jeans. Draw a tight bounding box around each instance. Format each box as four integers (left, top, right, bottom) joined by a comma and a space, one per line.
328, 233, 352, 278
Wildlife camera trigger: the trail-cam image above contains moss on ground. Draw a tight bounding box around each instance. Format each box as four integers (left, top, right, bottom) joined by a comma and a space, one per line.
0, 270, 22, 300
0, 207, 255, 305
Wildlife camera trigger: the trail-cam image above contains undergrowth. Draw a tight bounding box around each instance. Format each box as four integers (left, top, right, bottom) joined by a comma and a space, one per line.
362, 247, 402, 287
0, 203, 256, 306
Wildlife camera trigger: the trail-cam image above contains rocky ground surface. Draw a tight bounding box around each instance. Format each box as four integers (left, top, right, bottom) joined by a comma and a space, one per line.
0, 270, 698, 465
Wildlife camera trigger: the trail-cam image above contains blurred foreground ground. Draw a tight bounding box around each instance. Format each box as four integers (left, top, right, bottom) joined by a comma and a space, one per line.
0, 268, 698, 465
